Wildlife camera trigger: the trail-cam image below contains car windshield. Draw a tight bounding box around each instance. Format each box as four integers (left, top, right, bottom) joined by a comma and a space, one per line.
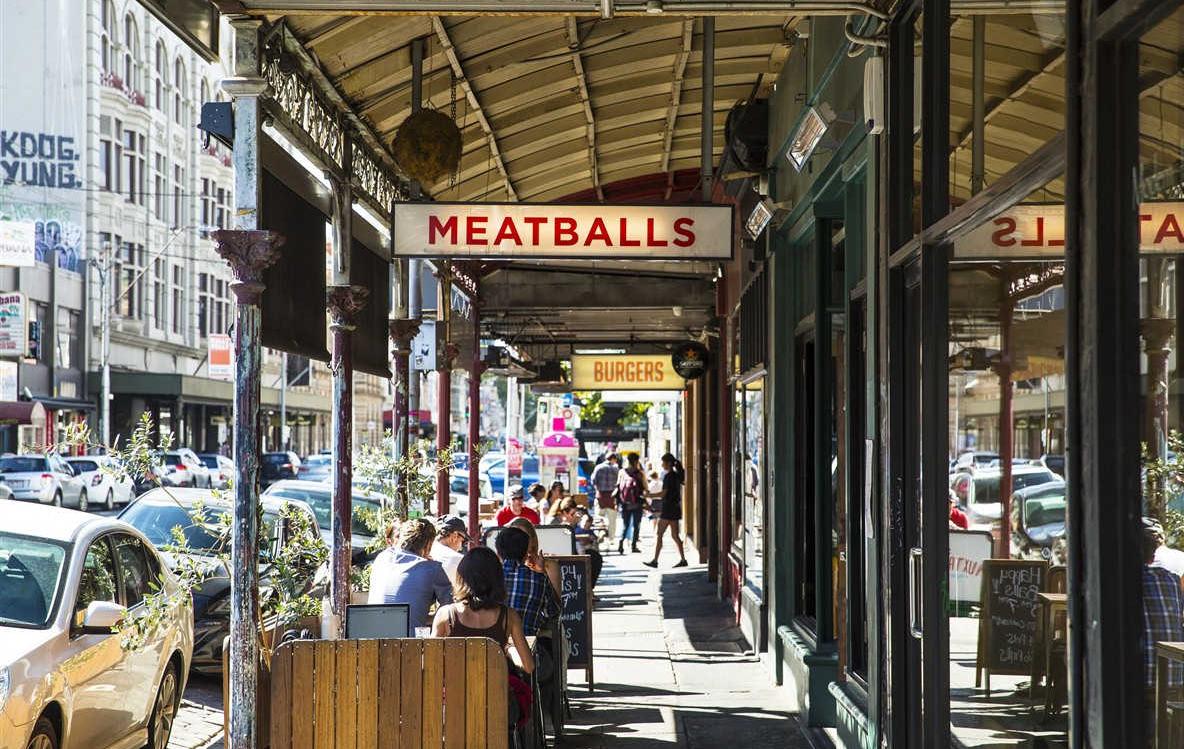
263, 454, 290, 464
266, 486, 381, 537
0, 533, 68, 628
304, 455, 331, 466
0, 456, 48, 473
198, 455, 220, 469
163, 455, 183, 466
122, 499, 281, 557
972, 471, 1057, 505
69, 460, 100, 473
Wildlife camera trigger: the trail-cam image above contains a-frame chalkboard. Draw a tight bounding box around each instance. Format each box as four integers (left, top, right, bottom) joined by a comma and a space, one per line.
975, 558, 1049, 697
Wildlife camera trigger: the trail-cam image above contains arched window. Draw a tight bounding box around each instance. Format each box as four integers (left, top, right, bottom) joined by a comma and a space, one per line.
173, 58, 187, 126
154, 42, 168, 112
200, 79, 210, 106
123, 14, 140, 91
101, 0, 116, 73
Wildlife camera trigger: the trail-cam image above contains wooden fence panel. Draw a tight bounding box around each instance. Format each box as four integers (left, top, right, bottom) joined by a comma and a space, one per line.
422, 639, 445, 748
486, 645, 508, 749
378, 640, 402, 749
290, 643, 315, 749
269, 644, 292, 749
356, 640, 379, 749
399, 640, 423, 748
465, 640, 488, 749
334, 640, 358, 749
443, 639, 467, 749
313, 640, 337, 749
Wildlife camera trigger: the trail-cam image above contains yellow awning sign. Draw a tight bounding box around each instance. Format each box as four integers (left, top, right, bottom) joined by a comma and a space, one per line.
571, 354, 686, 391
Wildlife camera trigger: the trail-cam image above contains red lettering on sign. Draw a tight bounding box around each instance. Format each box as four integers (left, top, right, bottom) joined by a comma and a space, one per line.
619, 218, 641, 247
555, 218, 578, 246
1156, 213, 1184, 244
585, 217, 613, 246
672, 217, 695, 247
1020, 217, 1045, 247
466, 216, 488, 245
646, 218, 668, 247
428, 215, 458, 244
524, 217, 547, 244
991, 217, 1017, 247
493, 217, 523, 246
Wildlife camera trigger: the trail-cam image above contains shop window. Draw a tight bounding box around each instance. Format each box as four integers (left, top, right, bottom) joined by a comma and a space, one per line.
846, 297, 869, 684
795, 334, 817, 628
742, 378, 766, 594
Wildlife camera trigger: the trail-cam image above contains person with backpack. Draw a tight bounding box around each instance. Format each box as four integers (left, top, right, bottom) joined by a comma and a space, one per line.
615, 452, 647, 554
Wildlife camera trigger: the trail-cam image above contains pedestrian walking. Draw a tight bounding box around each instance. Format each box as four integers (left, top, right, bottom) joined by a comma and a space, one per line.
590, 452, 621, 546
616, 452, 646, 554
643, 453, 688, 568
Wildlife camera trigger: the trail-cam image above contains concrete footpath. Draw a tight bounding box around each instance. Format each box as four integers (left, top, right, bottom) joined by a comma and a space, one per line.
563, 532, 812, 748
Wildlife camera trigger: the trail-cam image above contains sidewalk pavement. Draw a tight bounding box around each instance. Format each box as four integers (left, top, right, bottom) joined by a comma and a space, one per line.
563, 528, 813, 748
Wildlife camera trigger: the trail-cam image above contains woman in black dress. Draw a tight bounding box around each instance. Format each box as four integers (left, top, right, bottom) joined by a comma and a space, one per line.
642, 453, 687, 568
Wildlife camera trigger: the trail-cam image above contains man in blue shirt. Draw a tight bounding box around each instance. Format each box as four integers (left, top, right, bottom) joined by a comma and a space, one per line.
496, 526, 560, 636
368, 517, 453, 629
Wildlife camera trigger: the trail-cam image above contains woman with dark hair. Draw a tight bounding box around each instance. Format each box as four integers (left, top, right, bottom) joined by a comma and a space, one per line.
643, 453, 688, 569
541, 480, 565, 517
432, 547, 535, 673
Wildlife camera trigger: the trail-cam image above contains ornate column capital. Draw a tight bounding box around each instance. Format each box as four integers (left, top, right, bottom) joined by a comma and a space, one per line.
211, 229, 285, 305
327, 285, 370, 331
389, 318, 422, 354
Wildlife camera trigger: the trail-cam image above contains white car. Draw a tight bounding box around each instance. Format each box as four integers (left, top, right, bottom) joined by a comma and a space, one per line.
196, 453, 235, 490
161, 449, 212, 489
0, 504, 193, 749
64, 456, 135, 511
0, 454, 88, 509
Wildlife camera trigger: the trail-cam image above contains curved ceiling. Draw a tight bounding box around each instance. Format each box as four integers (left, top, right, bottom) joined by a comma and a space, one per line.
262, 13, 796, 203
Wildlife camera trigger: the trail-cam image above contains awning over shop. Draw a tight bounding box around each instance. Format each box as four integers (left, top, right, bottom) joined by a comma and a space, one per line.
88, 372, 333, 414
35, 396, 97, 413
0, 401, 47, 426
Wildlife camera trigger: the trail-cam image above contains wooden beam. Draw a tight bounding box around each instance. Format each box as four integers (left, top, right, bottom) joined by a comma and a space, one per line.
660, 19, 695, 175
951, 49, 1065, 154
432, 17, 518, 200
566, 17, 603, 201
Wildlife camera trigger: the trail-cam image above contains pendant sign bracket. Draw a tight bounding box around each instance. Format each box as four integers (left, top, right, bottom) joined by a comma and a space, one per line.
393, 202, 733, 260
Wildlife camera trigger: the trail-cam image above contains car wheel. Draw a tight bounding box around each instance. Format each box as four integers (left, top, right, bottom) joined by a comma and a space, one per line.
147, 665, 179, 749
25, 716, 58, 749
51, 490, 62, 507
105, 489, 115, 510
78, 490, 88, 512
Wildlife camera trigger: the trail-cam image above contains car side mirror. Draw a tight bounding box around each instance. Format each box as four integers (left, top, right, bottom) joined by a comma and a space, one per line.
81, 600, 126, 633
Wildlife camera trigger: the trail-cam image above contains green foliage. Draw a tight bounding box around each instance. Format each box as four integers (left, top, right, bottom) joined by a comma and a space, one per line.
1142, 431, 1184, 548
618, 401, 653, 428
575, 391, 605, 424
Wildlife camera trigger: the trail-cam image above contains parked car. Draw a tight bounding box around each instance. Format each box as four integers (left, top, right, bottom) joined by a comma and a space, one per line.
951, 451, 999, 474
262, 479, 383, 561
261, 451, 302, 488
482, 454, 540, 495
1035, 453, 1066, 477
1009, 482, 1067, 561
197, 453, 235, 489
160, 449, 211, 488
0, 453, 88, 509
950, 465, 1062, 524
0, 503, 193, 749
297, 453, 332, 483
119, 488, 320, 674
64, 455, 135, 510
448, 468, 497, 518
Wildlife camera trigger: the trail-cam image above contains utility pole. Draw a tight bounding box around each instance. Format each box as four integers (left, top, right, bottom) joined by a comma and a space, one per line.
279, 351, 287, 450
92, 240, 112, 446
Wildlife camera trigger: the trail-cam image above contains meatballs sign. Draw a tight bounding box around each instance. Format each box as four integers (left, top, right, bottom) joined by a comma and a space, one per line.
393, 202, 733, 259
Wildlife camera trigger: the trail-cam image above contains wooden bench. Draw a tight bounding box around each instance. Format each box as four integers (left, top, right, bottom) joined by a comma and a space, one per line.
269, 638, 509, 749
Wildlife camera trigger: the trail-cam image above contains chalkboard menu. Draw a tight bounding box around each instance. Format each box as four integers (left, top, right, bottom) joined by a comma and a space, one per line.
975, 559, 1048, 692
554, 555, 594, 690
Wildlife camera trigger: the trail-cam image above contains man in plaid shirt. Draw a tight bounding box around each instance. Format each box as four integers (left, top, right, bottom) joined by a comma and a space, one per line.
497, 526, 560, 636
1143, 521, 1184, 689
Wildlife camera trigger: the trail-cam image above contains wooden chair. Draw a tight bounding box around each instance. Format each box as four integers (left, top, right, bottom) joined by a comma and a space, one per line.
269, 638, 509, 749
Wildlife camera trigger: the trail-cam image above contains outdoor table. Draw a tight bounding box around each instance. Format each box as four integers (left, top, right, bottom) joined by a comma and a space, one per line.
1155, 641, 1184, 748
1031, 592, 1068, 718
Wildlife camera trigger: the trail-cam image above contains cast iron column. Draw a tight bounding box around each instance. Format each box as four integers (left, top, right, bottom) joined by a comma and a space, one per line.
436, 270, 453, 516
213, 229, 283, 749
390, 316, 419, 510
327, 285, 368, 633
467, 300, 482, 541
996, 300, 1014, 559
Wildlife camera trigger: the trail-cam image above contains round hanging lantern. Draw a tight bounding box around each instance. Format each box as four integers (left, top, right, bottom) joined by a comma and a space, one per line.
392, 109, 462, 184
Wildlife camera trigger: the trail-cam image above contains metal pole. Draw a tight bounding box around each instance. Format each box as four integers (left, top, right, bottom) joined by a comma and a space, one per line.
970, 15, 986, 195
279, 351, 287, 450
99, 244, 111, 445
217, 19, 279, 749
436, 270, 452, 516
467, 299, 481, 542
997, 300, 1014, 558
408, 37, 425, 460
700, 16, 715, 203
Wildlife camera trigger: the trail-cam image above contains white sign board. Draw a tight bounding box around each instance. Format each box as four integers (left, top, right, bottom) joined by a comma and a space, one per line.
393, 202, 734, 260
208, 334, 232, 379
955, 201, 1184, 258
0, 221, 35, 267
0, 292, 27, 357
949, 529, 996, 605
0, 360, 16, 400
0, 1, 87, 274
412, 319, 437, 371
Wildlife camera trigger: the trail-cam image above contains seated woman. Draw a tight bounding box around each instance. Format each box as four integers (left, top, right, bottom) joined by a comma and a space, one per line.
550, 498, 603, 586
432, 546, 535, 674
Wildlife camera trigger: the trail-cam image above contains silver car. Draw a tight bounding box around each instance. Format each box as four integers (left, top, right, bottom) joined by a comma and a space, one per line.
0, 454, 88, 509
64, 456, 135, 511
0, 503, 193, 749
161, 449, 212, 489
